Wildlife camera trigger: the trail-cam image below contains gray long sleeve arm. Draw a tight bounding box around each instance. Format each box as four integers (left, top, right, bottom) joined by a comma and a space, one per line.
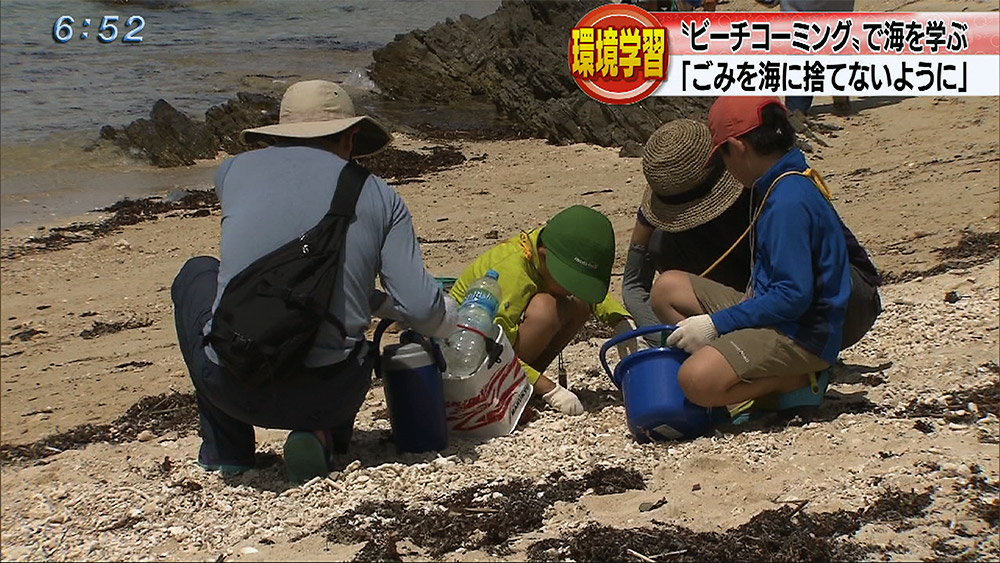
622, 243, 661, 331
377, 196, 451, 337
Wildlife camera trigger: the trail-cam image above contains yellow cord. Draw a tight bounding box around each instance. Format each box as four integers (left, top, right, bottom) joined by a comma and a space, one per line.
701, 168, 831, 277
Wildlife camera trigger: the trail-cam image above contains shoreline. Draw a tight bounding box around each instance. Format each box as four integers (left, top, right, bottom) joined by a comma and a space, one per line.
3, 103, 997, 284
0, 120, 528, 233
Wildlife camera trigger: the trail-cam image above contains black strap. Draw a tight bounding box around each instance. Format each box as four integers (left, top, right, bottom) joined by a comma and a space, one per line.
328, 161, 369, 218
322, 161, 370, 339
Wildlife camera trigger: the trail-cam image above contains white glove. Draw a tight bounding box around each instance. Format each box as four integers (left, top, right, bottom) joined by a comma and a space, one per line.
430, 295, 460, 339
665, 314, 718, 353
541, 384, 584, 416
614, 318, 641, 359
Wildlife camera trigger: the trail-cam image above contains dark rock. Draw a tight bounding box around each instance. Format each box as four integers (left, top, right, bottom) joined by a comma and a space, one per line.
99, 125, 118, 140
149, 99, 218, 163
368, 0, 711, 148
618, 140, 644, 158
103, 99, 218, 167
101, 92, 279, 167
204, 91, 280, 156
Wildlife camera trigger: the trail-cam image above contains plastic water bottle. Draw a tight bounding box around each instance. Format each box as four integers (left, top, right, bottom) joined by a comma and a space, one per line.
443, 270, 502, 379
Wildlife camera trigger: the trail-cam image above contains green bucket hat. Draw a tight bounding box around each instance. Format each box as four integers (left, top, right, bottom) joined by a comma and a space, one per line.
539, 205, 615, 304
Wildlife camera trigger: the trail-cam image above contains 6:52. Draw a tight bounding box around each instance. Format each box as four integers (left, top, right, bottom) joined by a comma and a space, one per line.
52, 15, 145, 44
94, 15, 145, 43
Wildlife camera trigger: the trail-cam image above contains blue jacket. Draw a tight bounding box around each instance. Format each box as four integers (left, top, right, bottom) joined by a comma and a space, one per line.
710, 148, 851, 364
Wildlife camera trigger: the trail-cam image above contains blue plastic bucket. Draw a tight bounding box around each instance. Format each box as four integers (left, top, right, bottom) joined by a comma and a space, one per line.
375, 320, 448, 454
600, 324, 712, 442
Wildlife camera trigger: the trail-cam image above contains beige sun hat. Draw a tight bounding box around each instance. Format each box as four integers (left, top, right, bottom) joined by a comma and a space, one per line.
240, 80, 392, 158
640, 118, 743, 233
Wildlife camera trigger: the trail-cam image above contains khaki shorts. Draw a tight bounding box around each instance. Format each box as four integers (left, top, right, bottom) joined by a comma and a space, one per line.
688, 274, 829, 381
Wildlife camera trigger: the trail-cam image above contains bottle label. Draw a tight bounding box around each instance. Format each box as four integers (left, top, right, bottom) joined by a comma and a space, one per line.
465, 288, 499, 317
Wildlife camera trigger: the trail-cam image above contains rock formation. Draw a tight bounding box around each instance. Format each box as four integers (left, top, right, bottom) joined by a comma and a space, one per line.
101, 0, 712, 166
368, 0, 711, 148
100, 93, 278, 167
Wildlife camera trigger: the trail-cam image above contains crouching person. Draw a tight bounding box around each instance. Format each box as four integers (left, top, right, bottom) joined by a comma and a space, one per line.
450, 205, 638, 416
171, 80, 457, 484
658, 96, 853, 411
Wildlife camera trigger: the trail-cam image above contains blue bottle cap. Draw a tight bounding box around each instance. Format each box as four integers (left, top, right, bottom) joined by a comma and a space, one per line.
486, 269, 499, 280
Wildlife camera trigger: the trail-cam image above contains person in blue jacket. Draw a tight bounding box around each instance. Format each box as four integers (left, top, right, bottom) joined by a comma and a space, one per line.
658, 96, 851, 410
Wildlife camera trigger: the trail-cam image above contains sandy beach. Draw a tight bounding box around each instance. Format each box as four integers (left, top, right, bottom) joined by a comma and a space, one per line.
2, 90, 997, 561
2, 0, 999, 560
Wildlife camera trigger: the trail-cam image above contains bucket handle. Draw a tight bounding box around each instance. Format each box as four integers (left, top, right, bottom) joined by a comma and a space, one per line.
599, 324, 679, 389
371, 318, 447, 378
372, 318, 394, 378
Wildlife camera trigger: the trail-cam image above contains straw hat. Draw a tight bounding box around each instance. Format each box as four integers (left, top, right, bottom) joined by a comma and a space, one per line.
240, 80, 392, 158
640, 119, 743, 232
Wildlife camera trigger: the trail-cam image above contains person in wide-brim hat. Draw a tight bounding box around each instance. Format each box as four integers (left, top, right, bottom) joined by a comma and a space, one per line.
623, 119, 753, 337
171, 78, 463, 486
640, 119, 743, 233
241, 79, 393, 158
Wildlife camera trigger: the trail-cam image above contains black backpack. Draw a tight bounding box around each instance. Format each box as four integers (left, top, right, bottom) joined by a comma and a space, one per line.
206, 161, 370, 386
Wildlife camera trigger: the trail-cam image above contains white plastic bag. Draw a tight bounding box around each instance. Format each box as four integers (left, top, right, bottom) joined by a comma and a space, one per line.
442, 326, 532, 439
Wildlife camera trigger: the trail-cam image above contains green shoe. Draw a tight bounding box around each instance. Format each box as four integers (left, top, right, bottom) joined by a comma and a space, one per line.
283, 431, 332, 484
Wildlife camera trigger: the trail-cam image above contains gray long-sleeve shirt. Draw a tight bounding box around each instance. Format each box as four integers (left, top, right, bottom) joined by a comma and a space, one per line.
203, 144, 447, 367
622, 198, 753, 334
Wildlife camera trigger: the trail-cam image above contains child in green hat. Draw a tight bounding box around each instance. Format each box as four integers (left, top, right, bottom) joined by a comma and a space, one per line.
450, 205, 638, 415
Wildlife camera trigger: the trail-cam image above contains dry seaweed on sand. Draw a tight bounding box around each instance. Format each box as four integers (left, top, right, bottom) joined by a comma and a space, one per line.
894, 365, 999, 424
0, 391, 198, 464
410, 122, 529, 142
526, 488, 934, 563
7, 327, 47, 342
357, 145, 466, 183
2, 190, 219, 259
79, 316, 154, 339
883, 230, 999, 283
315, 467, 645, 559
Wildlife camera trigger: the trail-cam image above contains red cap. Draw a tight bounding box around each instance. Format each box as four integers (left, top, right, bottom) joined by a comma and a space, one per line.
705, 96, 786, 167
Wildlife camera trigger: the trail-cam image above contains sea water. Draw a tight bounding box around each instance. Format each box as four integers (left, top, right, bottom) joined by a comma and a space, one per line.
0, 0, 500, 228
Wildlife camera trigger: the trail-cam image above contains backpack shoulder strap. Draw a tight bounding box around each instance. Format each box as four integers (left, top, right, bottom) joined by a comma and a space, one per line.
785, 168, 833, 200
315, 161, 370, 337
328, 161, 370, 218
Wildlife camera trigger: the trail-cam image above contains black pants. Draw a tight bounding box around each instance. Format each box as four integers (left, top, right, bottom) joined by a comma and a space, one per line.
171, 256, 373, 467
